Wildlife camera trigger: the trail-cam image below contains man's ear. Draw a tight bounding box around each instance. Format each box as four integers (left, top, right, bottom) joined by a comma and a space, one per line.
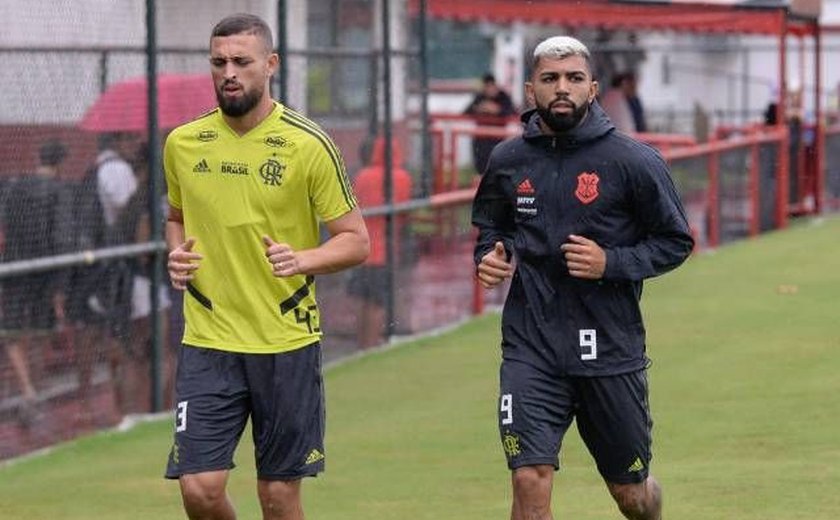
267, 52, 279, 77
524, 81, 535, 106
590, 80, 599, 103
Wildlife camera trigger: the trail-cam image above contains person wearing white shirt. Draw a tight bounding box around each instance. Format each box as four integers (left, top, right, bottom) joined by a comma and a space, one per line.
95, 132, 139, 229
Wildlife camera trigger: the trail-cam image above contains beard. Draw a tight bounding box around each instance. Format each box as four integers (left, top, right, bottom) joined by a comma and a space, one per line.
216, 81, 263, 117
536, 98, 589, 133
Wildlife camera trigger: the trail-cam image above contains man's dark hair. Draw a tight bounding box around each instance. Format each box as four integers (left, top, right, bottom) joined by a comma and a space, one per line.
97, 132, 130, 152
482, 73, 496, 85
610, 73, 627, 88
211, 13, 273, 52
39, 138, 67, 167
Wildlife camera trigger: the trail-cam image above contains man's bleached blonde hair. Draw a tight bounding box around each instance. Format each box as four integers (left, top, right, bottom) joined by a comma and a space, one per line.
531, 36, 592, 71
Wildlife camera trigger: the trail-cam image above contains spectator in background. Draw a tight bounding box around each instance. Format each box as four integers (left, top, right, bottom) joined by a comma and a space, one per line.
601, 71, 647, 134
464, 73, 516, 175
623, 72, 647, 133
66, 131, 140, 419
763, 99, 779, 126
96, 131, 140, 413
96, 132, 140, 237
600, 72, 636, 134
123, 142, 173, 411
1, 138, 69, 425
348, 137, 413, 348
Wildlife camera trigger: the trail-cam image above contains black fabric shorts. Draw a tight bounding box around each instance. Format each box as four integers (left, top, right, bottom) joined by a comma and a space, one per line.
498, 359, 653, 484
347, 265, 389, 307
1, 273, 57, 332
165, 342, 326, 481
65, 261, 133, 338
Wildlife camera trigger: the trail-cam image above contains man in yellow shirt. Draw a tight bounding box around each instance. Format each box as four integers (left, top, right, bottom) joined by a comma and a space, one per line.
164, 13, 369, 520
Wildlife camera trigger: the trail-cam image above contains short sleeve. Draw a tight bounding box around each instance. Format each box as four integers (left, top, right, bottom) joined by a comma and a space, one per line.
163, 133, 182, 210
306, 134, 356, 222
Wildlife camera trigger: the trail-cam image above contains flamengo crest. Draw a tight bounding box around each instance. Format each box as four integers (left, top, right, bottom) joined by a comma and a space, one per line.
575, 171, 600, 204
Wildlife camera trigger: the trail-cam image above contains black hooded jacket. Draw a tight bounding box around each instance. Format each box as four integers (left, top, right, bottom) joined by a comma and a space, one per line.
472, 101, 694, 376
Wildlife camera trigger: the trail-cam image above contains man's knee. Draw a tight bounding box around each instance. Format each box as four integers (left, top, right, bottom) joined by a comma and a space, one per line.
179, 471, 229, 512
257, 479, 303, 518
512, 465, 553, 491
607, 477, 662, 520
511, 466, 554, 520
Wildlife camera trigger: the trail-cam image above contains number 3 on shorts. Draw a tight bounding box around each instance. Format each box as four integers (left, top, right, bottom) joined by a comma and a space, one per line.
500, 393, 513, 425
176, 401, 188, 432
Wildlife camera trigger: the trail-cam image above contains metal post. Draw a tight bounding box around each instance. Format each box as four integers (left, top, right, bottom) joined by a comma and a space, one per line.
418, 0, 432, 197
381, 0, 396, 340
276, 0, 288, 102
99, 51, 108, 93
368, 51, 379, 138
741, 47, 750, 125
146, 0, 164, 412
777, 12, 787, 129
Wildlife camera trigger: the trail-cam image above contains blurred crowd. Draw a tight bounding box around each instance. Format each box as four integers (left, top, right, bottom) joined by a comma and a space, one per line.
0, 132, 176, 432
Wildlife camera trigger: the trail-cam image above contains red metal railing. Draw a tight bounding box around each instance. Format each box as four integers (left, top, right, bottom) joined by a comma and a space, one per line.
426, 115, 798, 314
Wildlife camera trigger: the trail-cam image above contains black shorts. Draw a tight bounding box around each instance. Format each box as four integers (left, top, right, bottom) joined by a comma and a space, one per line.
498, 359, 653, 484
1, 273, 57, 332
65, 261, 133, 338
347, 265, 388, 307
165, 342, 326, 481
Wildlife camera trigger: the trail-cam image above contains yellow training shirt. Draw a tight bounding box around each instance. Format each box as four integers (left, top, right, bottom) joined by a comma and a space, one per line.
164, 102, 356, 353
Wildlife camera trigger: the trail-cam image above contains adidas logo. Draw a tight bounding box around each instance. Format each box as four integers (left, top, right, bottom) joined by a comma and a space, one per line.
304, 449, 325, 465
627, 457, 645, 473
193, 159, 210, 173
517, 179, 535, 194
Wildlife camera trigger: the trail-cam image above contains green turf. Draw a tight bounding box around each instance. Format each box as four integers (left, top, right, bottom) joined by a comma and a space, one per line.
1, 215, 839, 519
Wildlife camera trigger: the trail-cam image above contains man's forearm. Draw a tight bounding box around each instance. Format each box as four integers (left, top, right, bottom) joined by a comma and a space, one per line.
298, 231, 369, 275
165, 219, 185, 252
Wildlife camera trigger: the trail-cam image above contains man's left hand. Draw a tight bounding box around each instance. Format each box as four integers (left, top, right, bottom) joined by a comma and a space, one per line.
263, 236, 301, 277
561, 234, 606, 279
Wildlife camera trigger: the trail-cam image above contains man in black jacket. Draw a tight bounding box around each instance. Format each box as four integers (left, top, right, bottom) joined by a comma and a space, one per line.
472, 36, 693, 520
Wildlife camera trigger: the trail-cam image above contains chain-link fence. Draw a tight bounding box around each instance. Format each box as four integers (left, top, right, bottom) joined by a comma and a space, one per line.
3, 0, 839, 462
0, 0, 469, 460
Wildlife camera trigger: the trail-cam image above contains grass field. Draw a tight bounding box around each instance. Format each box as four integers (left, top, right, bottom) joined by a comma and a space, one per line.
1, 216, 839, 519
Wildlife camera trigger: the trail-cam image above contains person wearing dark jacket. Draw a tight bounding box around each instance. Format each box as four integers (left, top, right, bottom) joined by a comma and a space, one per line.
1, 139, 70, 425
464, 73, 517, 175
472, 36, 693, 520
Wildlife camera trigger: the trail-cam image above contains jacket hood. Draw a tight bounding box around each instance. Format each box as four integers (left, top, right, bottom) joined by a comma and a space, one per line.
521, 99, 614, 148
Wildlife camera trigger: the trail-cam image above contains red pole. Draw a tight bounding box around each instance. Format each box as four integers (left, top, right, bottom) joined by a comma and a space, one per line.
432, 129, 444, 194
472, 277, 485, 315
778, 126, 790, 229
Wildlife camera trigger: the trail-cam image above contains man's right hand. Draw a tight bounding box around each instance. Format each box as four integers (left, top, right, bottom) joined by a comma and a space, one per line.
167, 237, 202, 290
476, 241, 513, 289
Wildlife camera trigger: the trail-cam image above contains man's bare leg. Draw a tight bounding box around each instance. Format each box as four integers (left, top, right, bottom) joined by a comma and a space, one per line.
511, 465, 554, 520
606, 475, 662, 520
179, 470, 236, 520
